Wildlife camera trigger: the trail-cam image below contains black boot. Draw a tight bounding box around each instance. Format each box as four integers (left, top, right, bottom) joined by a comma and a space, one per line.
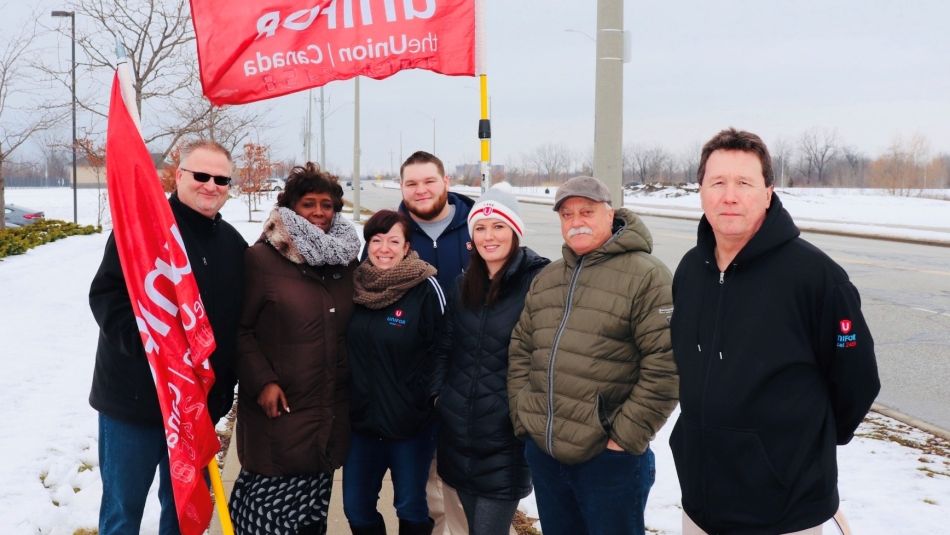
296, 520, 327, 535
349, 513, 387, 535
398, 518, 434, 535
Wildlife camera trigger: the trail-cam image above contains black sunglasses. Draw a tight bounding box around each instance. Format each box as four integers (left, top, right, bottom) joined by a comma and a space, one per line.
181, 168, 232, 186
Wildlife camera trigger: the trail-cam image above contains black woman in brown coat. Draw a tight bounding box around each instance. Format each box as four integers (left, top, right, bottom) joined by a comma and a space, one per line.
229, 163, 362, 535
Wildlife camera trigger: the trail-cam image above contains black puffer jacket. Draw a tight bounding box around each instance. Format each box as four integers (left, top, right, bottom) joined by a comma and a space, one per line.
433, 247, 549, 500
89, 194, 247, 425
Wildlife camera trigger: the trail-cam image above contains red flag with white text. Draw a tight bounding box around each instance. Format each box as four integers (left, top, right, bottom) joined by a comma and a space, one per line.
189, 0, 476, 105
105, 71, 220, 535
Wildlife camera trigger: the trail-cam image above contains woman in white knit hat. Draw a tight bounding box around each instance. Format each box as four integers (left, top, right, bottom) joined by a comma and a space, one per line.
431, 186, 550, 535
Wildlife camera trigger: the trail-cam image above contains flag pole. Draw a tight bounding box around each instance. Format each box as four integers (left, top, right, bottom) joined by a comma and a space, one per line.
476, 0, 491, 193
208, 459, 235, 535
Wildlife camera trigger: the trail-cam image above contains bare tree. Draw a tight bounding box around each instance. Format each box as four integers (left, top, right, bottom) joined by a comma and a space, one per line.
41, 0, 260, 159
239, 142, 272, 221
165, 88, 266, 158
1, 21, 58, 230
530, 143, 572, 184
624, 144, 671, 185
677, 142, 702, 184
36, 132, 71, 187
797, 128, 839, 185
837, 146, 869, 187
770, 137, 793, 188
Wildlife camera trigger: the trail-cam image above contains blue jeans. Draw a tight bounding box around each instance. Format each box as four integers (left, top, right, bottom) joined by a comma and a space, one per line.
98, 413, 180, 535
524, 438, 656, 535
343, 429, 437, 527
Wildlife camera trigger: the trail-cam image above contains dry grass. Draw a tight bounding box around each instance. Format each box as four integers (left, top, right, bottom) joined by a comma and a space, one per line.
512, 509, 541, 535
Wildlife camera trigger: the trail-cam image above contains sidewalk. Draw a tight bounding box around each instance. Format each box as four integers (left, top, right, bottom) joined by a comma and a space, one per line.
210, 437, 400, 535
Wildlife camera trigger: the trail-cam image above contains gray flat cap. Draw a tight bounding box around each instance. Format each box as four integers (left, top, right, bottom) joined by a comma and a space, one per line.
553, 176, 612, 211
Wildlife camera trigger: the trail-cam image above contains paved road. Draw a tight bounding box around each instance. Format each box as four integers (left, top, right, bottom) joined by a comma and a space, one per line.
346, 184, 950, 432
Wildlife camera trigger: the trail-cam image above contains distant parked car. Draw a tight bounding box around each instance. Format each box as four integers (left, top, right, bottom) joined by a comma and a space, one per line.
4, 204, 45, 228
262, 178, 285, 192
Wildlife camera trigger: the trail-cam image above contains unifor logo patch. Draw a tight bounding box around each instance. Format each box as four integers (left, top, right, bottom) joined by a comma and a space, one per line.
482, 204, 495, 216
387, 309, 407, 327
836, 318, 857, 348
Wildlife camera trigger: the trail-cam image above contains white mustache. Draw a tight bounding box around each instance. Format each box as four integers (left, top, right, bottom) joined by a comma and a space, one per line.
567, 227, 593, 238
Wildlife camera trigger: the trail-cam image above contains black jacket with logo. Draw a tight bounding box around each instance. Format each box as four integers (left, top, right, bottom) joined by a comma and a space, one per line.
669, 194, 880, 534
433, 247, 550, 500
346, 276, 446, 439
89, 194, 247, 425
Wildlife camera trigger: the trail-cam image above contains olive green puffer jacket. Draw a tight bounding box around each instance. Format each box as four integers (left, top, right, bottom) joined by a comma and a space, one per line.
508, 208, 678, 464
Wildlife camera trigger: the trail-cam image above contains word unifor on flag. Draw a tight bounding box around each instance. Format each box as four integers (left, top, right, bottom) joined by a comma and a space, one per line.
190, 0, 476, 105
105, 71, 220, 535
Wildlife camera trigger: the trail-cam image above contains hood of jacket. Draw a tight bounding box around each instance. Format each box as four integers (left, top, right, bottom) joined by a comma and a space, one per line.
696, 193, 800, 267
563, 207, 653, 268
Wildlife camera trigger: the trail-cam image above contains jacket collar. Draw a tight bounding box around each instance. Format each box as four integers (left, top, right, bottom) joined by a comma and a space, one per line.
169, 192, 221, 235
696, 192, 800, 267
563, 208, 653, 268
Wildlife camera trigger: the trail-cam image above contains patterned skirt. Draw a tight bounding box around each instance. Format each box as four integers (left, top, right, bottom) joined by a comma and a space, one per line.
229, 469, 333, 535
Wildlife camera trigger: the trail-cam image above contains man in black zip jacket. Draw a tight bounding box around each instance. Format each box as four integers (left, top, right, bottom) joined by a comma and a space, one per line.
89, 140, 247, 535
669, 128, 880, 535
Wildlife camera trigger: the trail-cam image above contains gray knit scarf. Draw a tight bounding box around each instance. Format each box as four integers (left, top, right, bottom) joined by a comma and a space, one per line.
261, 207, 361, 266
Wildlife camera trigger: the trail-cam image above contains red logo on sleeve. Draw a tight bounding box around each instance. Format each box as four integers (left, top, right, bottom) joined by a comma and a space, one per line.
839, 319, 852, 334
395, 309, 404, 318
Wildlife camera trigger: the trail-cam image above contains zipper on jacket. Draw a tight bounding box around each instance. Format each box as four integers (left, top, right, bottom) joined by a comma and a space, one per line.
700, 267, 728, 428
433, 240, 438, 249
545, 257, 585, 455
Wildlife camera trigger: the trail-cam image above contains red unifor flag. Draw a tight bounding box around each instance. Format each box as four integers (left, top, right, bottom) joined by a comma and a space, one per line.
190, 0, 476, 105
105, 68, 220, 535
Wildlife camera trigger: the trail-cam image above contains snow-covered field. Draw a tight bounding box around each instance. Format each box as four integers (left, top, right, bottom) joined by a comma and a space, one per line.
1, 187, 948, 534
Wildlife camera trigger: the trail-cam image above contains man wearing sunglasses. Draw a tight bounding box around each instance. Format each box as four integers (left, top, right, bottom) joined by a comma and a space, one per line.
89, 139, 248, 535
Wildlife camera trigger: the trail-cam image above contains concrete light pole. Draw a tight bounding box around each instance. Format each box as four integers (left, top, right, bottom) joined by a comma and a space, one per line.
593, 0, 624, 208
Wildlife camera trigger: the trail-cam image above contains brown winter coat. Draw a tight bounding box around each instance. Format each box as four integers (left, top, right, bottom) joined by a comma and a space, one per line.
508, 208, 679, 464
235, 241, 356, 476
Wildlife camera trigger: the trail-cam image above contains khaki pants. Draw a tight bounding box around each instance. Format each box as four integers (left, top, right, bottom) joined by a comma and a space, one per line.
426, 457, 469, 535
683, 512, 822, 535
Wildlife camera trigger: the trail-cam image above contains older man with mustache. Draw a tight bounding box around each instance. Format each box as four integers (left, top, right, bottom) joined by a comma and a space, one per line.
507, 176, 679, 535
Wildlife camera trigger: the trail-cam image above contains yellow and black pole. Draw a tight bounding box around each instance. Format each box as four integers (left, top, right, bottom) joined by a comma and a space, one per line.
476, 0, 491, 193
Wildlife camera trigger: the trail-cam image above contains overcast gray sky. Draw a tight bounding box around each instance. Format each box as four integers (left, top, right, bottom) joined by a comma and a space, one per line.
8, 0, 950, 176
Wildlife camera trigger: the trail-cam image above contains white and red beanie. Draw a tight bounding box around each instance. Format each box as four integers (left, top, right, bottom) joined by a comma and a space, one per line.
467, 186, 525, 241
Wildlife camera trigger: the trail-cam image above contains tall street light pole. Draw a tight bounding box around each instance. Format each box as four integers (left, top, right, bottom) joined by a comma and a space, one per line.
52, 10, 77, 223
594, 0, 624, 208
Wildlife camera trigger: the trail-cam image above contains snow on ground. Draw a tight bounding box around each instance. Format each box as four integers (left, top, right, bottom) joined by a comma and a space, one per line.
2, 187, 949, 534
